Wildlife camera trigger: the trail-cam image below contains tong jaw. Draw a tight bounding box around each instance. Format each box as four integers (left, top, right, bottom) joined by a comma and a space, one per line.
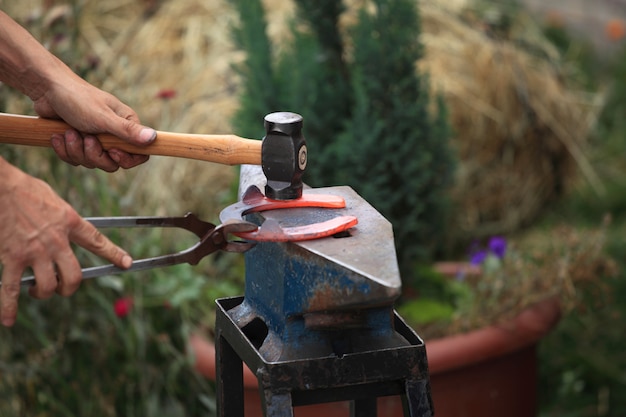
184, 220, 257, 265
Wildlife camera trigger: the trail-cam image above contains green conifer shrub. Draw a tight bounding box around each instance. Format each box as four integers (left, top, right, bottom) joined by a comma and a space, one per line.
231, 0, 455, 277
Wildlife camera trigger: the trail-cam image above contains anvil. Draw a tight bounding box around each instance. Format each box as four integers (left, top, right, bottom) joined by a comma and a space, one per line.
215, 166, 433, 417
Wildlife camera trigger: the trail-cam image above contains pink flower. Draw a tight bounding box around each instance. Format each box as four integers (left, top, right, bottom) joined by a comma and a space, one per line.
156, 88, 177, 100
114, 297, 134, 318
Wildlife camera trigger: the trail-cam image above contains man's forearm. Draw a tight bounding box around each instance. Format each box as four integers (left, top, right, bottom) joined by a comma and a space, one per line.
0, 10, 65, 101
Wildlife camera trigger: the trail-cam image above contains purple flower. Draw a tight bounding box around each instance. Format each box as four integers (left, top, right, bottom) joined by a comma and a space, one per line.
470, 249, 487, 266
488, 236, 507, 259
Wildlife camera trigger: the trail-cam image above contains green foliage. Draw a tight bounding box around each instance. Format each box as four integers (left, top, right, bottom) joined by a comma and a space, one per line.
398, 265, 472, 326
0, 281, 216, 417
230, 0, 278, 134
538, 236, 626, 416
402, 265, 465, 305
541, 24, 600, 91
597, 44, 626, 146
529, 22, 626, 417
397, 298, 455, 325
0, 142, 232, 416
231, 0, 455, 277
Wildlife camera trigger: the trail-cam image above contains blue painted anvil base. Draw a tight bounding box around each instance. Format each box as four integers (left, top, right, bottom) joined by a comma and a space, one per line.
230, 240, 407, 361
227, 291, 411, 362
236, 186, 404, 361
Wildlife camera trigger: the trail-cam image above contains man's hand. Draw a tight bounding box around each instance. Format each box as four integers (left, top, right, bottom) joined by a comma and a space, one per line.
0, 10, 156, 172
51, 129, 150, 172
34, 75, 155, 172
0, 159, 133, 327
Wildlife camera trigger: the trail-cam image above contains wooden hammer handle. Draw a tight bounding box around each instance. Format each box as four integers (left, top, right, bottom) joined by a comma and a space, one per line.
0, 113, 262, 166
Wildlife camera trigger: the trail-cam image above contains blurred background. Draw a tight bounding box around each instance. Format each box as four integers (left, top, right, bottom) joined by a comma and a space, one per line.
1, 0, 626, 416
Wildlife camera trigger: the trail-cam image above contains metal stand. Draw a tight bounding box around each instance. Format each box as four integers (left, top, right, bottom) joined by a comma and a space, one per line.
215, 296, 433, 417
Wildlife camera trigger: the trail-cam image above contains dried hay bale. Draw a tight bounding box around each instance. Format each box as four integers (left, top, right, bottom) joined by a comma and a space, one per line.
80, 0, 241, 218
419, 2, 600, 239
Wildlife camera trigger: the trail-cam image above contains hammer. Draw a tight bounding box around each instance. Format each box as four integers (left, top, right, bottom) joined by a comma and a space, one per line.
0, 111, 307, 200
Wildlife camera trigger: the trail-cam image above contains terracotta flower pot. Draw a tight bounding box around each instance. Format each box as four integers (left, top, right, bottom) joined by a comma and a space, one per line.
189, 295, 560, 417
424, 296, 560, 417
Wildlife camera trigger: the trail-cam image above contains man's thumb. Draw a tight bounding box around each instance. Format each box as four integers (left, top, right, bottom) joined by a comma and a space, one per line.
111, 116, 156, 146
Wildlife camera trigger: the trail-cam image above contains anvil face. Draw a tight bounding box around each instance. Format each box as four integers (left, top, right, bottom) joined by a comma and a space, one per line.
239, 186, 402, 336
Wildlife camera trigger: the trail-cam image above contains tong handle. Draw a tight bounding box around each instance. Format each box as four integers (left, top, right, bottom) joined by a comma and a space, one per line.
85, 213, 214, 238
12, 217, 257, 287
18, 253, 184, 287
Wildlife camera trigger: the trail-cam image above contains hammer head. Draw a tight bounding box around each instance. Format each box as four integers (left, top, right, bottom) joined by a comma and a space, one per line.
261, 112, 307, 200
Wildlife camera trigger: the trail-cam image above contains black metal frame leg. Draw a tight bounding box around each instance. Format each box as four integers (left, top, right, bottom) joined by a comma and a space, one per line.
216, 332, 245, 417
351, 397, 377, 417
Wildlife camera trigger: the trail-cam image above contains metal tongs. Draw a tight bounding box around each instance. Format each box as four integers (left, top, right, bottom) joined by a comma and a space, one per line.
15, 213, 257, 287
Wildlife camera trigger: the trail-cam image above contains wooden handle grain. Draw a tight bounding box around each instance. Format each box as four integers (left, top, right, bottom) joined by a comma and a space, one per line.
0, 113, 262, 166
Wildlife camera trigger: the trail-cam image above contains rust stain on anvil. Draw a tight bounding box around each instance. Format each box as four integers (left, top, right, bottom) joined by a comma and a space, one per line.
307, 281, 354, 311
